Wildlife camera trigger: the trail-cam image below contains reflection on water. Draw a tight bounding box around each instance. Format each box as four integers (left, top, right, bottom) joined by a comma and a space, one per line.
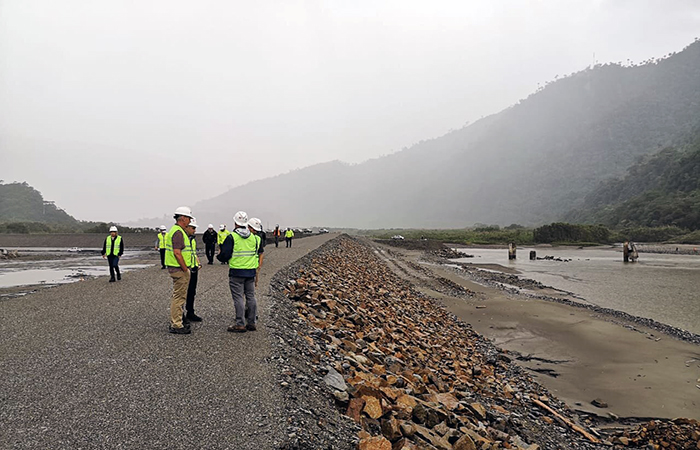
0, 247, 156, 291
0, 265, 150, 288
452, 247, 700, 335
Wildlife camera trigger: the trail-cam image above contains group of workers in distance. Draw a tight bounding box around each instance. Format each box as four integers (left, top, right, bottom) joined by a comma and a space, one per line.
104, 207, 304, 335
272, 225, 295, 248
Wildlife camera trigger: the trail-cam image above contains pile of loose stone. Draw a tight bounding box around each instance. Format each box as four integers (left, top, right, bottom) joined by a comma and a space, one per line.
600, 419, 700, 449
269, 235, 700, 449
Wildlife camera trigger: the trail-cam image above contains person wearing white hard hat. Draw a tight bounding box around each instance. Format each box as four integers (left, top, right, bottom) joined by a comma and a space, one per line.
217, 224, 231, 265
248, 218, 267, 248
202, 223, 218, 265
285, 227, 295, 248
273, 224, 281, 248
164, 206, 195, 334
183, 218, 203, 323
247, 218, 266, 282
154, 225, 168, 269
101, 225, 124, 282
218, 210, 263, 333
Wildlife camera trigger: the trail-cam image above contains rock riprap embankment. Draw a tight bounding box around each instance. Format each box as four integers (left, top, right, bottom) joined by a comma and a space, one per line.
272, 236, 700, 449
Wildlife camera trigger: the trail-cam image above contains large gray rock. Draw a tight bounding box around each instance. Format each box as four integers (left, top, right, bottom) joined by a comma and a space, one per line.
323, 367, 347, 391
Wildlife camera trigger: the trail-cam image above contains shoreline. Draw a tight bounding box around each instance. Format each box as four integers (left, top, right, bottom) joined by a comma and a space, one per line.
450, 260, 700, 346
370, 239, 700, 421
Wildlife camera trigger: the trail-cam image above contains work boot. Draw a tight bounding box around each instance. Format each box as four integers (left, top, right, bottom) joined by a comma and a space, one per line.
109, 278, 116, 283
186, 314, 203, 322
246, 324, 256, 331
227, 325, 247, 333
169, 326, 191, 335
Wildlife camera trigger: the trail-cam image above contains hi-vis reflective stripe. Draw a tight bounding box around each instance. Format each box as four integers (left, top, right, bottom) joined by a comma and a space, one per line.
231, 250, 256, 257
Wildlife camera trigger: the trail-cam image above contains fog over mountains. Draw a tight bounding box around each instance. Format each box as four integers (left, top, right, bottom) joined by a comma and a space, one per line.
144, 40, 700, 230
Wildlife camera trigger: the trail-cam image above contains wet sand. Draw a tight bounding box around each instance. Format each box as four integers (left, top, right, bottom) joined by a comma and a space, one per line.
371, 242, 700, 421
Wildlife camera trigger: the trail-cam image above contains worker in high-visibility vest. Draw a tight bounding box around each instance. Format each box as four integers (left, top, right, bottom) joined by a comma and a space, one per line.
154, 225, 167, 269
183, 218, 202, 323
101, 225, 124, 282
164, 206, 195, 335
219, 210, 263, 333
285, 227, 295, 248
273, 225, 281, 247
217, 224, 231, 265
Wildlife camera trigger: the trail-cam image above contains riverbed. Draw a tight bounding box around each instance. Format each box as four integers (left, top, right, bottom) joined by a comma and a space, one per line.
0, 247, 157, 297
452, 246, 700, 335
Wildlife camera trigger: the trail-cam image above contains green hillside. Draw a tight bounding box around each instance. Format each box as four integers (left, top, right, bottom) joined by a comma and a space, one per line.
567, 128, 700, 230
191, 40, 700, 228
0, 181, 155, 234
0, 182, 78, 225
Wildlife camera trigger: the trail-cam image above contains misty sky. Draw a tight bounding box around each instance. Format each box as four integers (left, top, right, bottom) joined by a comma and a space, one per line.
1, 1, 699, 223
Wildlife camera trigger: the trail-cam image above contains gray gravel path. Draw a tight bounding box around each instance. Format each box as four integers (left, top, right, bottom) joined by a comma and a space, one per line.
0, 233, 337, 450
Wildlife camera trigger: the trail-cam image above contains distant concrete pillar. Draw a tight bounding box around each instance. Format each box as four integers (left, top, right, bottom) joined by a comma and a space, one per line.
530, 250, 536, 260
508, 243, 517, 260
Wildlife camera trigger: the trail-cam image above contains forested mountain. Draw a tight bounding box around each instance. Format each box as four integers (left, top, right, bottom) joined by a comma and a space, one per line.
190, 40, 700, 229
0, 181, 78, 225
566, 128, 700, 230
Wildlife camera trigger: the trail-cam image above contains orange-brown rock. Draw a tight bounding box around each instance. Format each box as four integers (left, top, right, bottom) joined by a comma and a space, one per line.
453, 434, 478, 450
363, 395, 384, 419
347, 397, 366, 422
358, 435, 392, 450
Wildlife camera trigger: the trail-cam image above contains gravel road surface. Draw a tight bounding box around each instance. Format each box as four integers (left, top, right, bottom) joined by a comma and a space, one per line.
0, 233, 337, 450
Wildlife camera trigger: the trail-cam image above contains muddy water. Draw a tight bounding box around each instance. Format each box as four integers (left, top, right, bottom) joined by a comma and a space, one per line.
0, 248, 157, 296
453, 247, 700, 335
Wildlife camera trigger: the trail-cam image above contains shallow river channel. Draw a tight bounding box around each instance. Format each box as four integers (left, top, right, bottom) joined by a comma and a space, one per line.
0, 248, 154, 297
452, 247, 700, 335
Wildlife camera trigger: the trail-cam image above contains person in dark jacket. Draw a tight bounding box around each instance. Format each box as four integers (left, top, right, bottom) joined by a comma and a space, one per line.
184, 219, 202, 322
273, 225, 281, 247
101, 225, 124, 282
202, 223, 218, 265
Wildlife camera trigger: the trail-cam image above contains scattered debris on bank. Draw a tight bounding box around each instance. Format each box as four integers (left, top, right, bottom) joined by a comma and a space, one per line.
268, 235, 700, 449
0, 249, 19, 259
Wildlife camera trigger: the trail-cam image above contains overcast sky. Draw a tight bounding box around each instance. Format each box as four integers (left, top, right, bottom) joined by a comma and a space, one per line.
1, 1, 699, 223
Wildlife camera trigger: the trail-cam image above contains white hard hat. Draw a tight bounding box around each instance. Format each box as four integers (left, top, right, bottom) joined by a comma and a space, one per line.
219, 224, 225, 230
109, 226, 118, 232
189, 218, 198, 228
208, 224, 214, 229
233, 211, 248, 227
173, 206, 194, 219
248, 217, 263, 232
160, 225, 166, 231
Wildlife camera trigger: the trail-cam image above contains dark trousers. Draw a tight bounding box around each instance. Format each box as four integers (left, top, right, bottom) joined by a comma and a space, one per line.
185, 268, 198, 317
107, 255, 121, 280
274, 235, 279, 247
159, 248, 166, 268
286, 237, 292, 248
205, 243, 215, 264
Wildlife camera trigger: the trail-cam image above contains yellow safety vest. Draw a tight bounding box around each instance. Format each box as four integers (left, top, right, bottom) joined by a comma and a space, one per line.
157, 233, 166, 249
218, 230, 230, 245
229, 233, 261, 270
183, 237, 199, 268
105, 235, 122, 256
165, 225, 192, 268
